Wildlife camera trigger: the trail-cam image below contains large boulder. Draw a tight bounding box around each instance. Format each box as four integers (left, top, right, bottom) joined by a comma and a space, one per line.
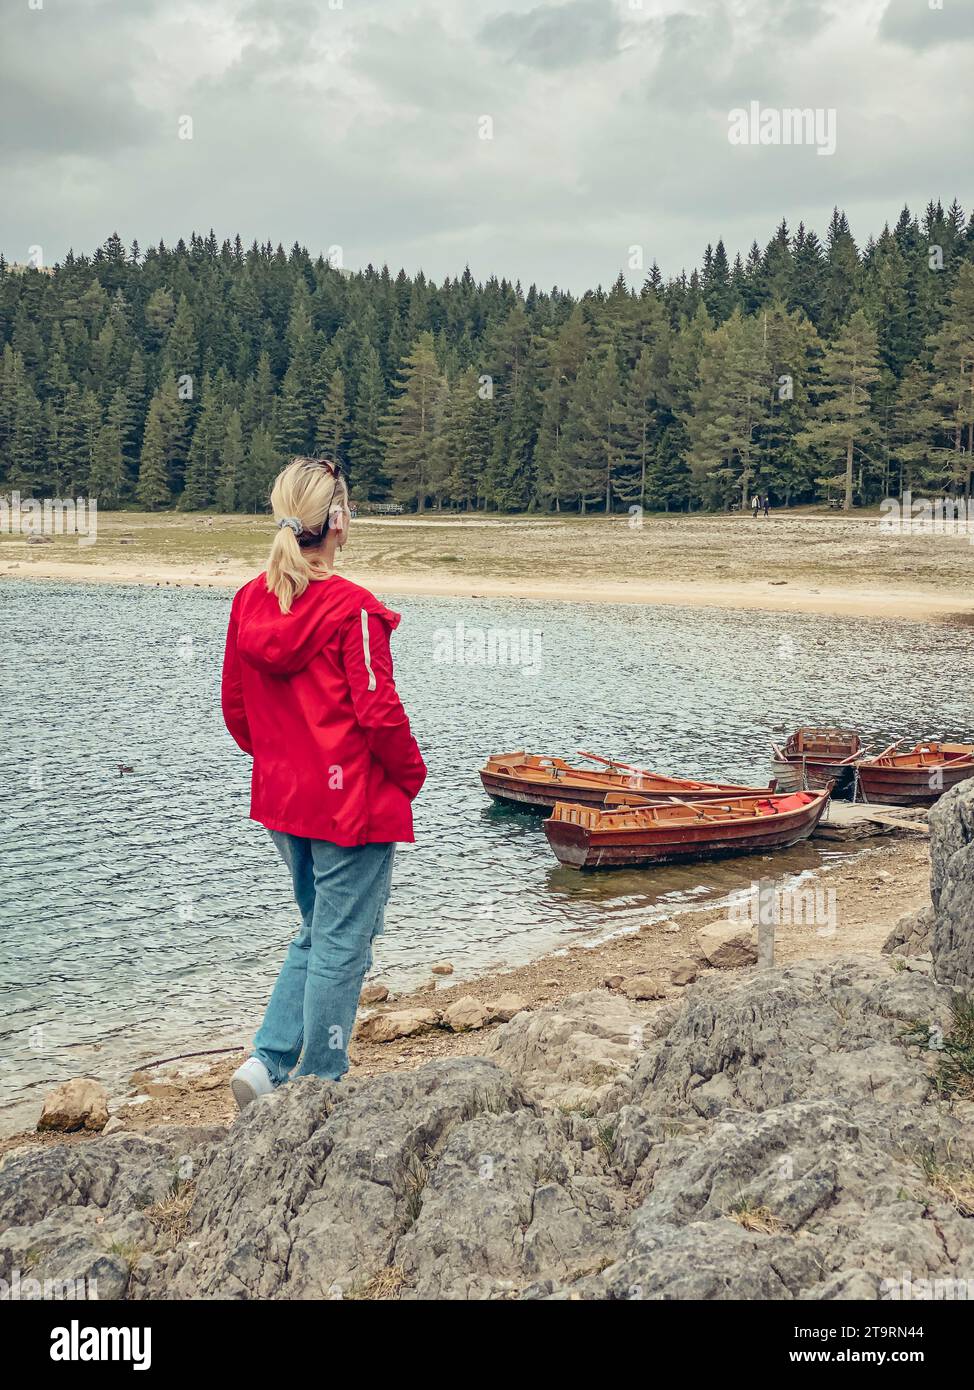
483, 989, 663, 1111
696, 921, 758, 969
487, 993, 530, 1023
37, 1079, 109, 1134
356, 1008, 439, 1043
882, 905, 934, 959
0, 1126, 223, 1300
928, 777, 974, 990
442, 997, 489, 1033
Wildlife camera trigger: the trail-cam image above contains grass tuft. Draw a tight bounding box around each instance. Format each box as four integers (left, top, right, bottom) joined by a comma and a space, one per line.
724, 1197, 782, 1234
915, 1146, 974, 1217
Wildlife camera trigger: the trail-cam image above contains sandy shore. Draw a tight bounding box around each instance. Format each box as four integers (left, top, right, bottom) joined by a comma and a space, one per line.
4, 509, 974, 623
1, 831, 929, 1155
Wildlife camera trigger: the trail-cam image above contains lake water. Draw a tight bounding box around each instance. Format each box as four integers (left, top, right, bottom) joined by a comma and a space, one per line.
1, 578, 971, 1132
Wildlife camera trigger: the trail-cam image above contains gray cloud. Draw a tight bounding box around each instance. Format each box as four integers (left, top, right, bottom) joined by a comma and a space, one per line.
0, 2, 158, 158
879, 0, 974, 50
479, 0, 623, 70
0, 0, 970, 291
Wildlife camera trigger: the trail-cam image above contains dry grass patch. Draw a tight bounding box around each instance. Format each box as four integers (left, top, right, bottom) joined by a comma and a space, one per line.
724, 1198, 782, 1234
915, 1148, 974, 1217
144, 1181, 196, 1248
345, 1265, 409, 1300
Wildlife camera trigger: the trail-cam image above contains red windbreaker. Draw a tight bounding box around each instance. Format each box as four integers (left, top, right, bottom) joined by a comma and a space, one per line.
221, 573, 426, 845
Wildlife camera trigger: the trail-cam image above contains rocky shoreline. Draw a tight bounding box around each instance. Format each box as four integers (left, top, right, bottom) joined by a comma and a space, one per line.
1, 787, 970, 1300
3, 832, 929, 1148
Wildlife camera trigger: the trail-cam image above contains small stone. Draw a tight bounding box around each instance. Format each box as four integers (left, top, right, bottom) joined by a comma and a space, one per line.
603, 974, 625, 990
102, 1116, 127, 1135
443, 997, 490, 1033
143, 1081, 183, 1099
37, 1078, 109, 1133
360, 982, 390, 1005
431, 962, 454, 976
696, 920, 758, 969
487, 993, 530, 1022
191, 1073, 224, 1091
671, 960, 698, 986
542, 978, 560, 987
356, 1008, 440, 1043
622, 975, 667, 1001
663, 922, 681, 934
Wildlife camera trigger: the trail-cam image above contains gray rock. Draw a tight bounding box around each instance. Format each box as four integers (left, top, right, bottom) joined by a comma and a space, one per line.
883, 904, 934, 958
4, 907, 973, 1302
628, 955, 950, 1119
144, 1060, 528, 1299
928, 777, 974, 990
483, 990, 651, 1111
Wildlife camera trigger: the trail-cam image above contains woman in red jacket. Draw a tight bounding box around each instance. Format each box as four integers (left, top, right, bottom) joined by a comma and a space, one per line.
221, 457, 426, 1108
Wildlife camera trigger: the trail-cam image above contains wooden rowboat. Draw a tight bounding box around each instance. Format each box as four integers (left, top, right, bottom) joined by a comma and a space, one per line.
771, 727, 863, 794
480, 751, 776, 813
543, 787, 832, 870
856, 741, 974, 806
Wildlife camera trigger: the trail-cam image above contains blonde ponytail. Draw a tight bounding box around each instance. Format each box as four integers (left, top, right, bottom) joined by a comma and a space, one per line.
266, 457, 349, 613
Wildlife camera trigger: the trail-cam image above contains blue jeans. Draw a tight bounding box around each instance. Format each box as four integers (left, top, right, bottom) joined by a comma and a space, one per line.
254, 833, 396, 1084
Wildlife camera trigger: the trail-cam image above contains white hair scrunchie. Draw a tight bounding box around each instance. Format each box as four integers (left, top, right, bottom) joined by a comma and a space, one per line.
278, 517, 302, 535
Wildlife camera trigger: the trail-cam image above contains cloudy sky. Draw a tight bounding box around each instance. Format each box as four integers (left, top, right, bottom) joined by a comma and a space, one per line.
2, 0, 972, 291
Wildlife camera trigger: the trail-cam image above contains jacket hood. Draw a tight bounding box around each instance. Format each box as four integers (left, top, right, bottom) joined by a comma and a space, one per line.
235, 574, 400, 676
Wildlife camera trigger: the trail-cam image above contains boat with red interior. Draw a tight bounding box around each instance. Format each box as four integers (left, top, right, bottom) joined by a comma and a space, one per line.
543, 786, 832, 869
480, 751, 776, 813
856, 740, 974, 805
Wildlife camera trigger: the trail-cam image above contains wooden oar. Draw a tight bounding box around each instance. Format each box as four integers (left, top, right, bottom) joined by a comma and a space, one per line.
664, 795, 721, 818
578, 750, 705, 789
577, 749, 652, 776
837, 746, 873, 764
865, 738, 906, 764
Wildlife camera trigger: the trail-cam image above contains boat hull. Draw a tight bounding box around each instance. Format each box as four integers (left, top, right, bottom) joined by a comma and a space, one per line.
772, 729, 861, 797
856, 762, 974, 806
771, 756, 856, 794
544, 793, 830, 870
480, 764, 774, 814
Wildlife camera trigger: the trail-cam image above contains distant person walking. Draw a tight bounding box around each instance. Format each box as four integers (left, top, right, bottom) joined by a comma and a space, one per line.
751, 494, 759, 519
762, 494, 771, 517
220, 458, 426, 1109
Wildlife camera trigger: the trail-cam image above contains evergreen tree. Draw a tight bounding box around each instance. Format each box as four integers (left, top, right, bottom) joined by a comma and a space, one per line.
89, 423, 125, 505
687, 310, 769, 507
928, 262, 974, 494
315, 369, 348, 463
800, 309, 881, 508
348, 341, 388, 498
215, 409, 244, 511
239, 424, 280, 513
383, 332, 443, 511
0, 207, 968, 514
137, 396, 173, 509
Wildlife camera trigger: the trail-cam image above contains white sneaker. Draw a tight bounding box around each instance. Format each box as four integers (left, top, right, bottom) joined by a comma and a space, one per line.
230, 1057, 275, 1111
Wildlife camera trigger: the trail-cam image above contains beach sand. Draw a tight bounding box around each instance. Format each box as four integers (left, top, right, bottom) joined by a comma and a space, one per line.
3, 508, 974, 623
